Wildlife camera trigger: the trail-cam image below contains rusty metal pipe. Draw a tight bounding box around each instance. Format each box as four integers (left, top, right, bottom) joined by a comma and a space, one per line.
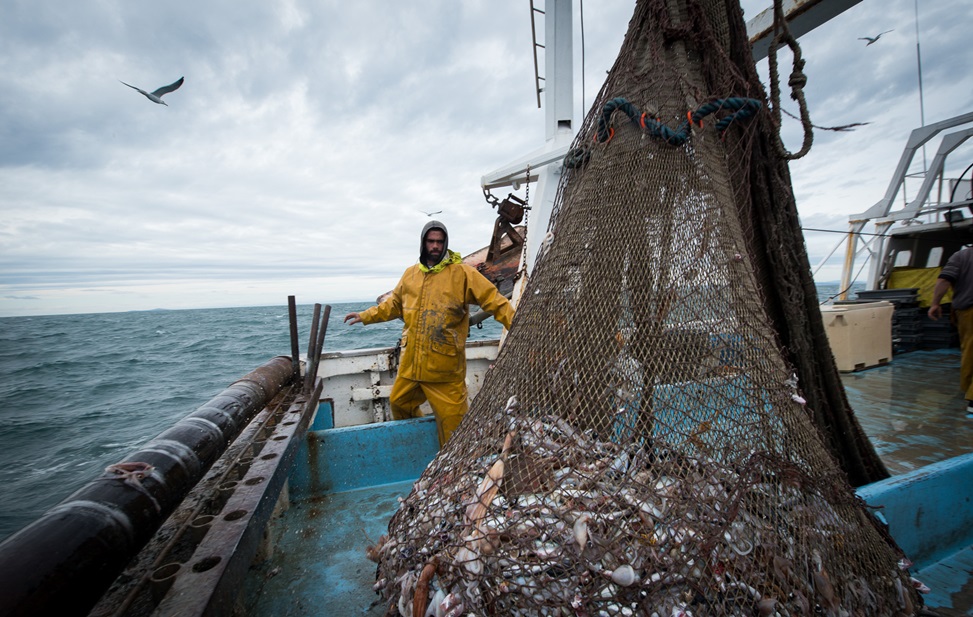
303, 303, 321, 393
288, 295, 300, 379
304, 304, 331, 394
0, 355, 296, 617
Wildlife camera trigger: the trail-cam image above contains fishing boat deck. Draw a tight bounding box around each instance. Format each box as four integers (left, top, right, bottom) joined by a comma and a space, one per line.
242, 348, 973, 616
246, 481, 406, 616
844, 348, 973, 616
841, 348, 973, 475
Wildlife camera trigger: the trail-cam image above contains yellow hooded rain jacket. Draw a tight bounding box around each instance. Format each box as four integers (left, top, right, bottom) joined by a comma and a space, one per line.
358, 250, 514, 383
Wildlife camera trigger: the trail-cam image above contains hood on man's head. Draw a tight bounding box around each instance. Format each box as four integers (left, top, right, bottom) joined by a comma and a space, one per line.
420, 219, 449, 264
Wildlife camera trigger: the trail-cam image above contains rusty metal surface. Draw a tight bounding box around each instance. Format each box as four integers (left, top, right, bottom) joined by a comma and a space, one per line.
89, 393, 294, 616
149, 380, 322, 617
287, 296, 301, 380
304, 305, 331, 395
0, 356, 296, 617
88, 377, 321, 617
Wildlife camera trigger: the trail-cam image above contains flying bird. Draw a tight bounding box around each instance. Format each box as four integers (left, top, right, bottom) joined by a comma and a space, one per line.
119, 76, 184, 105
419, 210, 443, 217
859, 30, 893, 46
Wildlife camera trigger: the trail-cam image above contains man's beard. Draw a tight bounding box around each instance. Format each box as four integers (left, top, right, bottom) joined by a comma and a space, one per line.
427, 248, 443, 263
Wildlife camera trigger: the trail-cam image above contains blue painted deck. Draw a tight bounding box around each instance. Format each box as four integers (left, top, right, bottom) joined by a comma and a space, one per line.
859, 453, 973, 616
243, 348, 973, 616
845, 348, 973, 615
246, 411, 440, 616
247, 479, 411, 616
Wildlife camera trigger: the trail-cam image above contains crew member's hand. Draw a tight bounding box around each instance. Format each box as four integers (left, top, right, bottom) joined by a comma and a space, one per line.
928, 304, 942, 320
344, 312, 362, 325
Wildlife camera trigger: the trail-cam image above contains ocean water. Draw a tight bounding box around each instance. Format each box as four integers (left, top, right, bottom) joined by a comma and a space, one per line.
0, 285, 854, 542
0, 301, 504, 542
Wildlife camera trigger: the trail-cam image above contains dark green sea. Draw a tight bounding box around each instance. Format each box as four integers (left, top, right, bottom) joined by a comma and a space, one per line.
0, 284, 858, 541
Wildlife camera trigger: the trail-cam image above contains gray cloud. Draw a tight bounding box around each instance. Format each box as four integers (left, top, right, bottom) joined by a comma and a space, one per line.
1, 0, 970, 316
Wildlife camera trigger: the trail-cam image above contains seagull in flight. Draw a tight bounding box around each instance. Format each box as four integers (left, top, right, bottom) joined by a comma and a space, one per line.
859, 30, 893, 46
419, 209, 443, 217
119, 76, 184, 105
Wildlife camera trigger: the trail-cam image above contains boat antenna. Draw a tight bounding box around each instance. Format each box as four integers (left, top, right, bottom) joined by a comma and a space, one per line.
580, 0, 586, 111
914, 0, 927, 172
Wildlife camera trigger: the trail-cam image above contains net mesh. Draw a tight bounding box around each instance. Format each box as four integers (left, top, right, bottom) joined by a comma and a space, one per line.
375, 1, 918, 614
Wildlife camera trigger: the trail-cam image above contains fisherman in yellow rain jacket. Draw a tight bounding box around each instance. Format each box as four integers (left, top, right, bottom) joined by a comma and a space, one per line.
344, 221, 515, 445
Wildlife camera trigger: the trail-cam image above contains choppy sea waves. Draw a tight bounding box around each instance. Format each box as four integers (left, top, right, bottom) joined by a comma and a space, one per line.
0, 285, 854, 541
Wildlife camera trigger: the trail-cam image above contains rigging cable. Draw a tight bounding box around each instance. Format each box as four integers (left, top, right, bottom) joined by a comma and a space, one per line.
820, 257, 870, 305
949, 161, 973, 203
801, 226, 886, 238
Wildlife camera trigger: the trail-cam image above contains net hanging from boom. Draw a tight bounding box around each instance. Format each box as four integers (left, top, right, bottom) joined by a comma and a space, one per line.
375, 0, 917, 614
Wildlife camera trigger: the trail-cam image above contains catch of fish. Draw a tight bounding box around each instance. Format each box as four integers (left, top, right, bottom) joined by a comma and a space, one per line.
372, 397, 923, 616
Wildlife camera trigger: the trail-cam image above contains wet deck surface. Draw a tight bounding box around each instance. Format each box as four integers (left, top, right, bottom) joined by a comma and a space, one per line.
843, 348, 973, 616
841, 348, 973, 475
246, 482, 403, 616
918, 545, 973, 616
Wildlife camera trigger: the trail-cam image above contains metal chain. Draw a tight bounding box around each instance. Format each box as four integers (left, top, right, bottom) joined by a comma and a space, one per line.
518, 165, 531, 282
524, 164, 530, 207
482, 187, 501, 209
483, 165, 531, 282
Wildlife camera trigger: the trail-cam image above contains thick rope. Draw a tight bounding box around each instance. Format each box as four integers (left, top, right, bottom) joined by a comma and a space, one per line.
594, 95, 761, 147
767, 0, 814, 159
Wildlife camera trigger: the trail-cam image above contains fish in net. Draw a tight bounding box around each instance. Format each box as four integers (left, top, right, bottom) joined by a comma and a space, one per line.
373, 0, 922, 615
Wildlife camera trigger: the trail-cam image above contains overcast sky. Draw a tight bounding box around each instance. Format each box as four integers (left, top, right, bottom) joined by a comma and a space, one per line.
1, 0, 970, 317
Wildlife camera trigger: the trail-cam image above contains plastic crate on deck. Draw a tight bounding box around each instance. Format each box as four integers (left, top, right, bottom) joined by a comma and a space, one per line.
855, 288, 919, 306
820, 301, 894, 372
